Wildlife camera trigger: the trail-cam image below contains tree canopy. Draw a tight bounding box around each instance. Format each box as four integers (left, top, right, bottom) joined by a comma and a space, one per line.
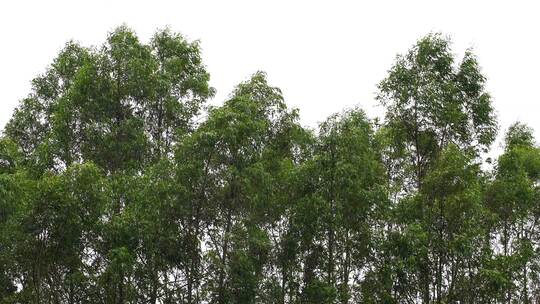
2, 27, 539, 304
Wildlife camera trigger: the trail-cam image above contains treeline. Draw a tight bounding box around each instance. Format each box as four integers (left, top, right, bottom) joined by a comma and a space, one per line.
1, 26, 539, 303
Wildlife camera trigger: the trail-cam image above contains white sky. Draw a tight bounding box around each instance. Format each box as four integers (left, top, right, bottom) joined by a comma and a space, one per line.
1, 0, 539, 157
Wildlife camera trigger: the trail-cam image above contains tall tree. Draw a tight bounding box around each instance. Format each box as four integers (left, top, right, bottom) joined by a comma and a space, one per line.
373, 33, 498, 303
484, 123, 540, 303
4, 25, 212, 174
377, 33, 497, 191
182, 72, 304, 303
288, 109, 387, 303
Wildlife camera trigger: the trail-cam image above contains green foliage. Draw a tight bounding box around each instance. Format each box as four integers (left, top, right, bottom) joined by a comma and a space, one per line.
378, 33, 497, 190
2, 28, 538, 304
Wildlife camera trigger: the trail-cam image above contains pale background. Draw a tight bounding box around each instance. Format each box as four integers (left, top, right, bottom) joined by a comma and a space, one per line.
1, 0, 538, 158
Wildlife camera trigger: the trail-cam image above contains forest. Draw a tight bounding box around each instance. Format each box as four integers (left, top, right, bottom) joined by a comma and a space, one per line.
0, 26, 539, 304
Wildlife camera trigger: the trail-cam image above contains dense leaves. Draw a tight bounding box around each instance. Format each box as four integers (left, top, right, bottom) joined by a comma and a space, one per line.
1, 28, 539, 303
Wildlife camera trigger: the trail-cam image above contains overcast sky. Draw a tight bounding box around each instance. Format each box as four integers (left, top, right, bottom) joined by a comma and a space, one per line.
1, 0, 539, 157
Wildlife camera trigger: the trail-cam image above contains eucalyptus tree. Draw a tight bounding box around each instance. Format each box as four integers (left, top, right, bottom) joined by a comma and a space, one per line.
375, 33, 498, 303
286, 109, 387, 303
182, 72, 304, 303
4, 26, 212, 174
484, 123, 540, 303
377, 33, 497, 192
417, 144, 489, 303
2, 25, 213, 303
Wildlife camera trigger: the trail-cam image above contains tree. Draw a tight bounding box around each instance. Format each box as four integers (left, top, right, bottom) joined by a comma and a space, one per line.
288, 109, 387, 303
5, 27, 540, 304
485, 123, 540, 303
179, 71, 304, 303
373, 33, 498, 303
2, 25, 213, 304
377, 33, 497, 191
4, 26, 212, 174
